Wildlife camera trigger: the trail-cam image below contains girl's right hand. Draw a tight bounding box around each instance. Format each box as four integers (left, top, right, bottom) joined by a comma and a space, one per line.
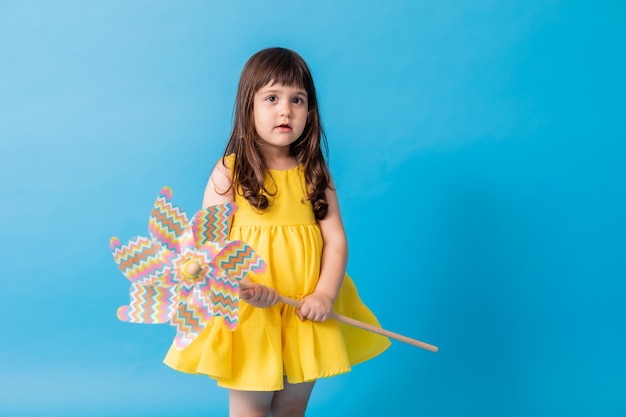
240, 282, 279, 308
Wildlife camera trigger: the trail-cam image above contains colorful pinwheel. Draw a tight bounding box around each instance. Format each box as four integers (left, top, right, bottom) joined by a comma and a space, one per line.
112, 187, 438, 352
111, 186, 266, 349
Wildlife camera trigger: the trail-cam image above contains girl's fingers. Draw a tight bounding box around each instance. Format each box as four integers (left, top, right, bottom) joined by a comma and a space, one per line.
269, 290, 279, 306
240, 288, 255, 300
241, 284, 278, 308
297, 301, 329, 322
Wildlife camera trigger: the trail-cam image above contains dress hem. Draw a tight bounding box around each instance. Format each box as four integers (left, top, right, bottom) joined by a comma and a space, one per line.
216, 366, 353, 391
163, 360, 353, 391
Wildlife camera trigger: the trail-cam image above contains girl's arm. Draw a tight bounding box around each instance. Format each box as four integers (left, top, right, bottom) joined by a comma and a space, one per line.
298, 180, 348, 321
202, 159, 235, 208
203, 159, 278, 308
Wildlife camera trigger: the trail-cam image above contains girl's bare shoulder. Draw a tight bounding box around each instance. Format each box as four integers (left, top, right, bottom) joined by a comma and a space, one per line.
203, 156, 234, 207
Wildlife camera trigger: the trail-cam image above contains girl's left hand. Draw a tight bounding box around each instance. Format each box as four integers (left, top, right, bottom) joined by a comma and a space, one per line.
297, 292, 334, 322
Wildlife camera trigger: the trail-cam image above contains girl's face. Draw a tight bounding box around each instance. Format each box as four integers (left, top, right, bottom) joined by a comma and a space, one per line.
253, 82, 308, 155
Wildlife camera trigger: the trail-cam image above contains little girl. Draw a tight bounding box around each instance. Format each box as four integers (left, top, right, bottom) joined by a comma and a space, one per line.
164, 47, 390, 417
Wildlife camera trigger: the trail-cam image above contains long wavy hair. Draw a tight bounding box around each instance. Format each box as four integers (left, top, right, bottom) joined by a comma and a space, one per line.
223, 47, 331, 219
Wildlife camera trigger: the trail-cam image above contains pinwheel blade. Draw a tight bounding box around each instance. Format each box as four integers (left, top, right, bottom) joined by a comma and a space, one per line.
117, 282, 177, 323
110, 236, 174, 285
191, 202, 237, 247
207, 241, 267, 330
171, 281, 213, 349
211, 240, 267, 280
177, 222, 197, 256
149, 186, 188, 252
208, 272, 241, 330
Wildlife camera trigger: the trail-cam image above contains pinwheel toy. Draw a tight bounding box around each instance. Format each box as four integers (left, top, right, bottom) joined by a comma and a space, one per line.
111, 186, 266, 349
112, 187, 438, 352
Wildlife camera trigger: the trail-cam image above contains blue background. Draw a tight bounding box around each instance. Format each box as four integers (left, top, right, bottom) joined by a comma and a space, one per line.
1, 1, 625, 416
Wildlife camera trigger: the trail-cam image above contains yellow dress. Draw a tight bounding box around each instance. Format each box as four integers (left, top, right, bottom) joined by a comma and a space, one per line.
163, 157, 390, 391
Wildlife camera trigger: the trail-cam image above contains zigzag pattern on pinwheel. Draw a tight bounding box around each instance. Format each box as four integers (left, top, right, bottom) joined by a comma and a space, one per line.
192, 203, 236, 247
117, 282, 176, 323
176, 226, 198, 258
213, 241, 267, 280
175, 281, 211, 315
149, 186, 188, 252
194, 278, 212, 304
209, 274, 240, 330
171, 301, 212, 349
110, 236, 172, 284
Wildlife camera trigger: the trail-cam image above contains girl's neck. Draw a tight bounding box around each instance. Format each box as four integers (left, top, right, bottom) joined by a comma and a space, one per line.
260, 148, 298, 171
265, 156, 298, 171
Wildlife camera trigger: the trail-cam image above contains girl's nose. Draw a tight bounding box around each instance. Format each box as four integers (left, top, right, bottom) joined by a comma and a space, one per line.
279, 103, 291, 117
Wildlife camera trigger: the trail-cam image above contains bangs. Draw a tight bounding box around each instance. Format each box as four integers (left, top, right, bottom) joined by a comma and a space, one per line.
264, 66, 306, 89
252, 50, 310, 91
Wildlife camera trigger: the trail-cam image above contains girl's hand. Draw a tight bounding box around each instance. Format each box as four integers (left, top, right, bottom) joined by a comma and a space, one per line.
297, 292, 334, 322
240, 283, 279, 308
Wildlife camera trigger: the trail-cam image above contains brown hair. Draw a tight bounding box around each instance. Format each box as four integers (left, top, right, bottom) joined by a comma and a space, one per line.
223, 47, 330, 219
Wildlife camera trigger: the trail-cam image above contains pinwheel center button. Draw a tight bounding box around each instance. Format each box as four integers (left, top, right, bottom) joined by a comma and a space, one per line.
182, 259, 203, 279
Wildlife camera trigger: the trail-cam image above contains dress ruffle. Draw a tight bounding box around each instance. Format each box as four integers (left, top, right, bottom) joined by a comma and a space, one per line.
163, 276, 390, 390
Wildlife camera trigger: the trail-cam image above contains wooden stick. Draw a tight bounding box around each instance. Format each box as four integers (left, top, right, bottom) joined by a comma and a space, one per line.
240, 282, 439, 353
183, 261, 438, 352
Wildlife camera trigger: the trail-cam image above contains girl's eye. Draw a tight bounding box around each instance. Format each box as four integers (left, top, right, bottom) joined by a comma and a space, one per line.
267, 95, 277, 102
292, 97, 304, 104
